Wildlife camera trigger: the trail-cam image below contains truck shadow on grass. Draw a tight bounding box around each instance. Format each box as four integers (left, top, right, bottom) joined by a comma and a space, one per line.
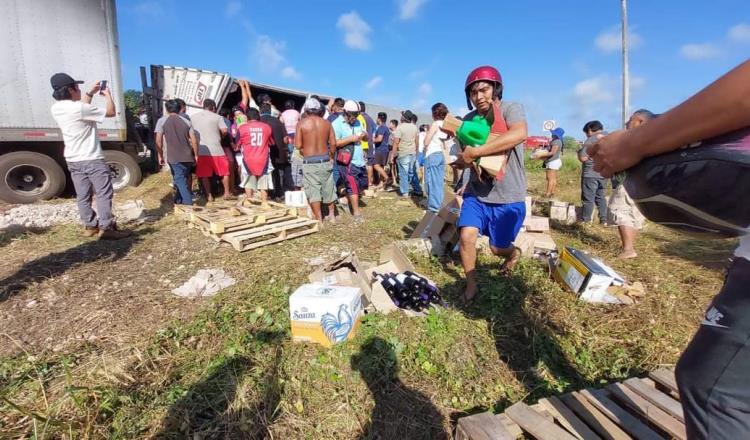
154, 330, 285, 439
0, 228, 152, 302
351, 336, 448, 440
439, 259, 616, 413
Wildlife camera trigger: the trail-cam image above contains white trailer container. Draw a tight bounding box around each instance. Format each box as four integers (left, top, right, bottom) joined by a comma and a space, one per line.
0, 0, 144, 204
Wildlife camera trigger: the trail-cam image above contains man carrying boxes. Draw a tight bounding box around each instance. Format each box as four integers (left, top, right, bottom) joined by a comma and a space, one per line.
447, 65, 529, 302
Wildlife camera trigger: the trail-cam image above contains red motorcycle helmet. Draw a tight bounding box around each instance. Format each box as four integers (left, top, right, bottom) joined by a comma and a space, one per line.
465, 65, 503, 110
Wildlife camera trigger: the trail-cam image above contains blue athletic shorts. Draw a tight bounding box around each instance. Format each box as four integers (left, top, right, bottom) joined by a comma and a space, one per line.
457, 194, 526, 248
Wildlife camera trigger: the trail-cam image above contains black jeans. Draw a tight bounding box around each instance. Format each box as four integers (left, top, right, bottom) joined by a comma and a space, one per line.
581, 177, 607, 223
676, 257, 750, 439
271, 163, 293, 197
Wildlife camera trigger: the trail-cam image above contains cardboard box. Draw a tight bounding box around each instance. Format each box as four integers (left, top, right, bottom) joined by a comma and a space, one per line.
549, 201, 569, 222
365, 244, 429, 316
290, 284, 363, 347
308, 253, 372, 306
525, 196, 533, 220
439, 224, 460, 248
437, 191, 462, 224
285, 190, 308, 208
514, 231, 535, 257
524, 215, 550, 232
553, 247, 621, 303
528, 232, 556, 252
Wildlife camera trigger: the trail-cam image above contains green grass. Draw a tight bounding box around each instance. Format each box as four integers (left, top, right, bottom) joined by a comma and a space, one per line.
0, 164, 731, 439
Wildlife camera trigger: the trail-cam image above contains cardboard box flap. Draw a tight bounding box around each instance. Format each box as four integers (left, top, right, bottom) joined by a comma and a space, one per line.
379, 244, 416, 272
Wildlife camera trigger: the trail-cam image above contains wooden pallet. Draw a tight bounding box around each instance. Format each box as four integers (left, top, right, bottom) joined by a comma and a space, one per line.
221, 217, 320, 252
456, 368, 684, 440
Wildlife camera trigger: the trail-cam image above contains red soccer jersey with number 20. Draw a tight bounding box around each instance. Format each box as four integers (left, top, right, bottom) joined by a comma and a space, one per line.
239, 120, 274, 176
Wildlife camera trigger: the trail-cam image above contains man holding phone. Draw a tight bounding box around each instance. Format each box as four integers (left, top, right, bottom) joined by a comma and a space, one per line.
49, 73, 130, 239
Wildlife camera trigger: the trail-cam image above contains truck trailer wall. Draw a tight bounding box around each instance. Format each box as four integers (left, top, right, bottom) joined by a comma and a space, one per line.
0, 0, 126, 141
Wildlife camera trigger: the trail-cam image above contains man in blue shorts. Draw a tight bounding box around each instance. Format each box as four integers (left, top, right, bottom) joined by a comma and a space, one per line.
454, 66, 529, 302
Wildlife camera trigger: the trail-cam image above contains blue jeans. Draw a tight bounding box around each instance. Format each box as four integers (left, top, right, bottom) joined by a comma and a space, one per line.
169, 162, 193, 205
424, 153, 445, 212
396, 154, 423, 197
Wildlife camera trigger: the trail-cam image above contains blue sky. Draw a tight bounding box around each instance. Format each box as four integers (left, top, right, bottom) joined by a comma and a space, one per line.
117, 0, 750, 137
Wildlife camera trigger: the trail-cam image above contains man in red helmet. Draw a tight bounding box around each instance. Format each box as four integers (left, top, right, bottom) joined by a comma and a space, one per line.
454, 66, 529, 302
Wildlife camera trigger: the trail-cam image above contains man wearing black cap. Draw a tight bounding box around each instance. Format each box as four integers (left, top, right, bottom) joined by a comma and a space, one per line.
49, 73, 129, 239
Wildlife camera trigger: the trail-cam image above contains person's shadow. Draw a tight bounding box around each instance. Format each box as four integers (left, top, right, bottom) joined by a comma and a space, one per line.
154, 330, 284, 439
351, 336, 448, 440
440, 258, 600, 410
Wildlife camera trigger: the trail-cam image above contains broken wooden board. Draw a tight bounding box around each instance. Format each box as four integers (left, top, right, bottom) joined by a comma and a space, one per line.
455, 412, 516, 440
505, 401, 577, 440
607, 383, 686, 440
221, 218, 320, 252
580, 389, 662, 440
192, 208, 296, 234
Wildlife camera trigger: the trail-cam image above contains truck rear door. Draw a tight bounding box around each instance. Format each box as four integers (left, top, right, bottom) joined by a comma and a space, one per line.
148, 66, 233, 119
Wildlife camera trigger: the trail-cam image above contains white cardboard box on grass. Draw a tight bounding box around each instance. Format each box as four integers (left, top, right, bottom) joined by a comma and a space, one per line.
289, 283, 363, 347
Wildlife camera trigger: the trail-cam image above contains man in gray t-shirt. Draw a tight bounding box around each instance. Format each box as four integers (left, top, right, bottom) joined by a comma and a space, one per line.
191, 99, 232, 201
578, 120, 608, 223
453, 66, 529, 302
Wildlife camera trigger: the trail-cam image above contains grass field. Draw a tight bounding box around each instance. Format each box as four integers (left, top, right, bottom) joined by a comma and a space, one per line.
0, 152, 735, 439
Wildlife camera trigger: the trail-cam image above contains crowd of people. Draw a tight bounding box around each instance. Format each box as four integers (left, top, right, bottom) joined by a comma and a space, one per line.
152, 80, 456, 225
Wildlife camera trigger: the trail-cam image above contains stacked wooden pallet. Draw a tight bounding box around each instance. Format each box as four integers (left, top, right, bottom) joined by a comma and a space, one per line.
174, 199, 319, 252
457, 368, 684, 440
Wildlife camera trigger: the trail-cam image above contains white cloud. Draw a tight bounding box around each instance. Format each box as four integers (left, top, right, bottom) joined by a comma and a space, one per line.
254, 36, 286, 72
417, 82, 432, 95
574, 76, 615, 106
680, 43, 722, 60
281, 66, 301, 80
630, 75, 646, 90
398, 0, 428, 20
133, 1, 163, 17
225, 0, 242, 18
364, 76, 383, 90
253, 35, 301, 80
595, 26, 643, 52
337, 11, 372, 51
728, 23, 750, 43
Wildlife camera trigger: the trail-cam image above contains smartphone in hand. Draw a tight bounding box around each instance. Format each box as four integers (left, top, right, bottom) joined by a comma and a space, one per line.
99, 80, 107, 95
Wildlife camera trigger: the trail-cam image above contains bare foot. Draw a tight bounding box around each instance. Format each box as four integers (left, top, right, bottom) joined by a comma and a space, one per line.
500, 247, 521, 275
223, 194, 237, 201
619, 249, 638, 259
463, 281, 478, 303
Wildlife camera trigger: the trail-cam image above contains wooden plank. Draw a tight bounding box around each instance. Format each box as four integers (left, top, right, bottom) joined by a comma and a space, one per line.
648, 369, 680, 399
539, 397, 601, 440
236, 225, 319, 252
560, 392, 632, 440
221, 218, 317, 243
624, 378, 684, 422
456, 412, 516, 440
531, 403, 555, 422
580, 389, 662, 440
505, 401, 577, 440
496, 414, 523, 439
607, 383, 686, 440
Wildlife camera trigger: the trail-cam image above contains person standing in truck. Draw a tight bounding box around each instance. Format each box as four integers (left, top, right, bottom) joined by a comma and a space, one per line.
49, 73, 130, 240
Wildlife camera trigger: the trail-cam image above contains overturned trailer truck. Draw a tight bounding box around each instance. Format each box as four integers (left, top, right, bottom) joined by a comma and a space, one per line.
141, 65, 431, 141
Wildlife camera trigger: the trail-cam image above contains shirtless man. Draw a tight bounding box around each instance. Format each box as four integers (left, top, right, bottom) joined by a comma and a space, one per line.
294, 98, 337, 221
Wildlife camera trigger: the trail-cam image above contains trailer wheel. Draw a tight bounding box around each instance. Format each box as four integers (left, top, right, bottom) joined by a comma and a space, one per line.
104, 150, 142, 191
0, 151, 66, 204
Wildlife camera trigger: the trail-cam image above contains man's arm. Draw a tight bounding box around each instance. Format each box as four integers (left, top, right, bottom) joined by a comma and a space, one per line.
461, 119, 528, 162
239, 80, 250, 107
294, 123, 303, 150
328, 124, 337, 159
392, 137, 400, 156
81, 82, 101, 104
189, 129, 199, 158
424, 123, 438, 147
102, 88, 116, 117
373, 128, 384, 143
155, 133, 164, 165
591, 59, 750, 176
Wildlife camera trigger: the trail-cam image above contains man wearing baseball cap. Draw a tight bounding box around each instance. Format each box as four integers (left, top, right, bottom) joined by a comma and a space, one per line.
454, 66, 528, 302
332, 100, 368, 222
49, 73, 130, 239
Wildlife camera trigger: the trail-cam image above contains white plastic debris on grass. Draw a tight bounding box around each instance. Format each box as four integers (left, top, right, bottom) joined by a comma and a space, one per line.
171, 269, 236, 298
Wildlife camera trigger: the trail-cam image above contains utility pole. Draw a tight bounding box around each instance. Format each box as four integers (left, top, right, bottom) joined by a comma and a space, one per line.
621, 0, 630, 127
